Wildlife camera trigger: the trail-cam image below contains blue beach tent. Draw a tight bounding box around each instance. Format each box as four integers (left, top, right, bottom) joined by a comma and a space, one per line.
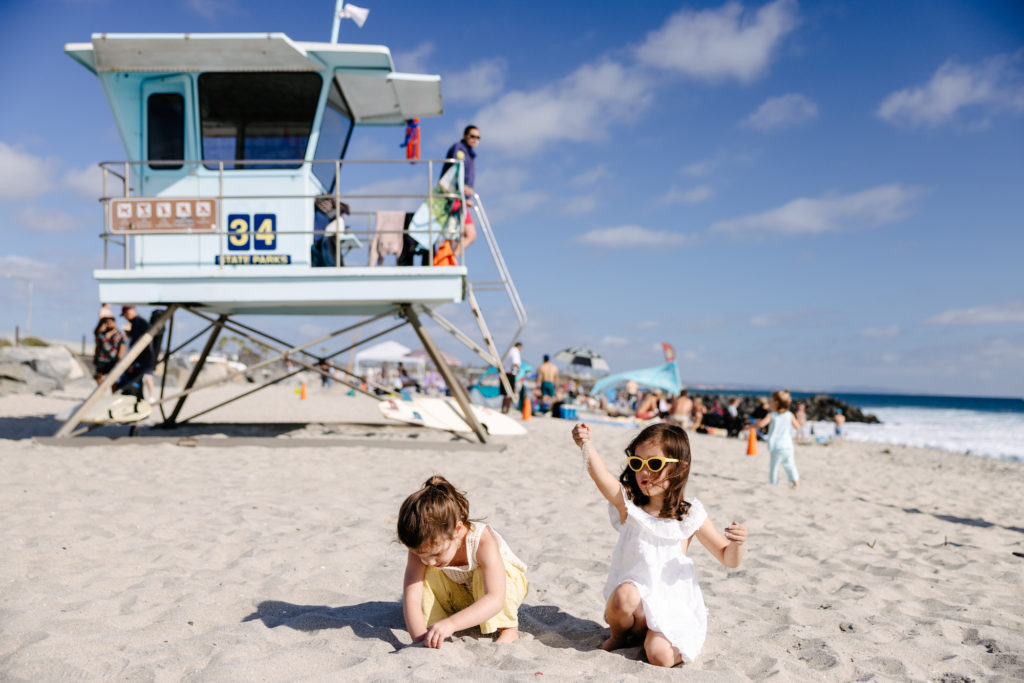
590, 360, 682, 397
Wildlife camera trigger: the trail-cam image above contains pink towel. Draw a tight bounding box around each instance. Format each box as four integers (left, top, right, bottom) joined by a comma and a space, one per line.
369, 211, 406, 266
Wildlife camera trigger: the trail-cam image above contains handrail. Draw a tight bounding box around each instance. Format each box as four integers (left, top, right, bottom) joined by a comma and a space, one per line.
469, 193, 527, 360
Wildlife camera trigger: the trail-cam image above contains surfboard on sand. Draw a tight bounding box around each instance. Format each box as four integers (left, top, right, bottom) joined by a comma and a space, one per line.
378, 397, 527, 436
57, 394, 152, 425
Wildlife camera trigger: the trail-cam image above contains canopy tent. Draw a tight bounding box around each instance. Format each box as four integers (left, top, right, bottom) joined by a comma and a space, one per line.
353, 340, 426, 377
590, 361, 682, 397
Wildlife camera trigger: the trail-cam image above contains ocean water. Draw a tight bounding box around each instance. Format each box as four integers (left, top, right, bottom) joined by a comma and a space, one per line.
797, 392, 1024, 463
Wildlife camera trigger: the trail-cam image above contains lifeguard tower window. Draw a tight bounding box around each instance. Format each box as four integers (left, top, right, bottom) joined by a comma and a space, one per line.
198, 72, 322, 170
312, 79, 354, 191
147, 93, 184, 170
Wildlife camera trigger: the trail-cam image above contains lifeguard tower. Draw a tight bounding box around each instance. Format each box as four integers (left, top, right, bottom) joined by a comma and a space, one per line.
56, 17, 525, 441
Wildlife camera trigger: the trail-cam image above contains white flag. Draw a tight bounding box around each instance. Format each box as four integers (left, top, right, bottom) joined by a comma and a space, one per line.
340, 3, 369, 28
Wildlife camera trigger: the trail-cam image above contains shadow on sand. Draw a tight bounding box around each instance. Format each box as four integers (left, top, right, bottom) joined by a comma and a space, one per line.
242, 600, 606, 652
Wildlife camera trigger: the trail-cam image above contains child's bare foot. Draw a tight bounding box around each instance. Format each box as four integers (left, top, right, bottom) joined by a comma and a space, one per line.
495, 627, 519, 643
791, 481, 800, 488
600, 633, 635, 651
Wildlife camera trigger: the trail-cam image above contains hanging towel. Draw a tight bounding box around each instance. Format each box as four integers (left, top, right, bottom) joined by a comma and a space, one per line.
369, 211, 406, 266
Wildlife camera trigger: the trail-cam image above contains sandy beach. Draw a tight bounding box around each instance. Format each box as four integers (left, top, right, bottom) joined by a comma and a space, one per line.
2, 383, 1022, 681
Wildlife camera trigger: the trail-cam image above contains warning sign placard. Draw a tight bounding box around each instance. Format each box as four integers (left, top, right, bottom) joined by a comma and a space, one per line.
110, 198, 217, 233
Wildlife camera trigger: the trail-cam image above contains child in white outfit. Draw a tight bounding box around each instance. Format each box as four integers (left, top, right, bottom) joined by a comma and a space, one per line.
757, 389, 801, 487
571, 422, 748, 667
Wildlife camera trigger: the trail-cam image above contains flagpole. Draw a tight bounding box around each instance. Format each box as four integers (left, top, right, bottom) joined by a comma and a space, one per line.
330, 0, 345, 43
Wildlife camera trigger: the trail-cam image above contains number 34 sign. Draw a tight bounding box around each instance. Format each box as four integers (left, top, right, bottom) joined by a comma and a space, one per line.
227, 214, 277, 251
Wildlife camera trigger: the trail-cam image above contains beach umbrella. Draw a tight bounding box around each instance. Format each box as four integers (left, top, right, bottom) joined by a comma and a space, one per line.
554, 346, 609, 373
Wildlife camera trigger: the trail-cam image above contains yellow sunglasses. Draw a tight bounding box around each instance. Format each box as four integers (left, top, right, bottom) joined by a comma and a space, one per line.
626, 456, 679, 472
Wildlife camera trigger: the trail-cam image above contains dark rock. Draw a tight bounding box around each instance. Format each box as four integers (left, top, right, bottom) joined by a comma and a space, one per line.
690, 392, 880, 424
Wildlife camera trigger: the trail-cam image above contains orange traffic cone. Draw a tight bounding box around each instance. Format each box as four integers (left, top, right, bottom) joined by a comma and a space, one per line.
522, 394, 532, 421
300, 381, 308, 401
746, 425, 758, 456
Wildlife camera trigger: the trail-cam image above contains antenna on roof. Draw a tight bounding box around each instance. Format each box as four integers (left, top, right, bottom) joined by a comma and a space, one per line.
331, 1, 370, 44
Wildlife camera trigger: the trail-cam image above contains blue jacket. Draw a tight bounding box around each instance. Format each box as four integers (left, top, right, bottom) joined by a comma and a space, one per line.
442, 140, 476, 190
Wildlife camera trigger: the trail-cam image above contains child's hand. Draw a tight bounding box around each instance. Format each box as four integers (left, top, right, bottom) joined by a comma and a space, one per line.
572, 422, 591, 447
724, 522, 747, 544
424, 618, 456, 649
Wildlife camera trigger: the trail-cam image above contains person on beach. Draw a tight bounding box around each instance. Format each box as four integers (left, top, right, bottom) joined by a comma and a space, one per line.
537, 355, 559, 402
794, 402, 809, 442
398, 475, 528, 649
92, 310, 125, 386
833, 409, 846, 438
570, 422, 748, 667
500, 342, 522, 414
757, 390, 801, 487
441, 125, 480, 258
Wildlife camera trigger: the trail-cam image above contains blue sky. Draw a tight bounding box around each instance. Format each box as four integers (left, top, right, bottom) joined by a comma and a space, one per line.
1, 0, 1022, 397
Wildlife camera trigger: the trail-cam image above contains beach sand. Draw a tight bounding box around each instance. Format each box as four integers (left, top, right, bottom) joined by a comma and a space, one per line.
1, 383, 1022, 680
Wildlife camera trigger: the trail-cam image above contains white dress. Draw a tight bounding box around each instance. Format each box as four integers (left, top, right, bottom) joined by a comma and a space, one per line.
604, 487, 709, 663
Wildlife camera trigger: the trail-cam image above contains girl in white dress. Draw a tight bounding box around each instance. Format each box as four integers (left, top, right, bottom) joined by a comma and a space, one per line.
571, 422, 748, 667
397, 476, 528, 649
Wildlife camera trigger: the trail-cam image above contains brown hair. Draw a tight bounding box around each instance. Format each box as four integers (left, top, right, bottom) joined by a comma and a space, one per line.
619, 423, 692, 520
397, 475, 471, 550
772, 389, 792, 412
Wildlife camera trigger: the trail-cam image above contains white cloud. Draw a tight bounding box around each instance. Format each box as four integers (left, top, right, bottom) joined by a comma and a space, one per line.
683, 159, 718, 177
561, 194, 598, 216
877, 51, 1024, 127
576, 224, 692, 248
711, 183, 922, 238
637, 320, 660, 330
0, 142, 54, 201
16, 206, 79, 234
741, 93, 818, 130
924, 302, 1024, 326
748, 310, 812, 328
473, 166, 547, 221
186, 0, 238, 21
63, 164, 104, 200
393, 42, 435, 73
444, 58, 508, 104
570, 164, 611, 187
600, 336, 630, 348
0, 254, 63, 284
862, 325, 902, 338
473, 60, 652, 156
635, 0, 799, 82
664, 184, 715, 205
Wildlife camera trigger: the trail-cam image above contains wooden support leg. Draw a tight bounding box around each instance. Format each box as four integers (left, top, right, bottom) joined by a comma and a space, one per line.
54, 304, 178, 438
401, 305, 488, 443
163, 313, 227, 426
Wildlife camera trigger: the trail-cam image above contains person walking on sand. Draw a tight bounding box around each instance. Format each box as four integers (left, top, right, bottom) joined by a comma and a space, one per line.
757, 390, 801, 487
398, 475, 528, 648
500, 341, 522, 414
570, 422, 747, 667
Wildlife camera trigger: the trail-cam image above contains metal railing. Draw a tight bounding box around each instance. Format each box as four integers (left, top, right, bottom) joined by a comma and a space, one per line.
97, 157, 468, 271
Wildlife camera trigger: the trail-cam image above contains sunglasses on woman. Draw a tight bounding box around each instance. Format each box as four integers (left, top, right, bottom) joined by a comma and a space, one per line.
626, 456, 679, 472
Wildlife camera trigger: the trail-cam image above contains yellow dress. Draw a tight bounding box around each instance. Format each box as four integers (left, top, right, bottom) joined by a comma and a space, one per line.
421, 523, 528, 633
